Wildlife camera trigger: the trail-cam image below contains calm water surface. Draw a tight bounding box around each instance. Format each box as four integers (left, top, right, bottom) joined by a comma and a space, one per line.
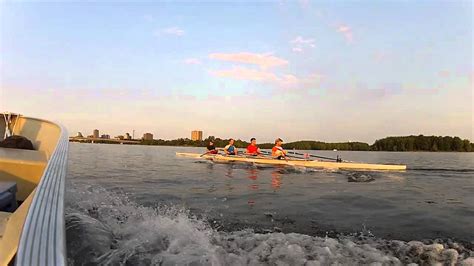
66, 143, 474, 265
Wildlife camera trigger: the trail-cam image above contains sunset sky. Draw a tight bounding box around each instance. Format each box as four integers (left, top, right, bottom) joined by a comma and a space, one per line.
1, 1, 472, 143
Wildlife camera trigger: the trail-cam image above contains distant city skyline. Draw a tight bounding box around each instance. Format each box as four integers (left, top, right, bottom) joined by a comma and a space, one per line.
1, 2, 472, 143
70, 127, 472, 147
75, 129, 142, 140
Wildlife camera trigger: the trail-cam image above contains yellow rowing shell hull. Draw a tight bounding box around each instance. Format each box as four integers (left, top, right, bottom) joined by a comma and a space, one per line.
175, 152, 406, 171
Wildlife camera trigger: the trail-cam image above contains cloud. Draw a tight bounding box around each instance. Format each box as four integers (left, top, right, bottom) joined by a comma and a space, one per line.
280, 73, 323, 91
298, 0, 311, 8
209, 52, 288, 69
438, 70, 450, 78
162, 27, 185, 36
279, 74, 300, 87
209, 67, 279, 82
209, 66, 323, 91
290, 36, 316, 53
184, 58, 201, 65
337, 25, 353, 43
291, 36, 316, 47
208, 51, 322, 92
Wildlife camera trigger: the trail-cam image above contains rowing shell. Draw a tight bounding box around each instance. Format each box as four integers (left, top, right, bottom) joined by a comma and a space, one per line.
175, 152, 407, 171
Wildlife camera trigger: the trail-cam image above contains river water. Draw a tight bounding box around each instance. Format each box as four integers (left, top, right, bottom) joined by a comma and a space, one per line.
66, 143, 474, 265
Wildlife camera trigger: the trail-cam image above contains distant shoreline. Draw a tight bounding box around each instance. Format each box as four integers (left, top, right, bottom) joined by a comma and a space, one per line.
69, 141, 473, 153
69, 135, 474, 152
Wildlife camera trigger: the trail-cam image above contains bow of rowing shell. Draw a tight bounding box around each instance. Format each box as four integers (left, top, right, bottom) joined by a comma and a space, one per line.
175, 152, 407, 171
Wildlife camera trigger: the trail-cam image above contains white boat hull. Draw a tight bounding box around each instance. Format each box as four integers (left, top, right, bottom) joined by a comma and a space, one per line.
176, 152, 407, 171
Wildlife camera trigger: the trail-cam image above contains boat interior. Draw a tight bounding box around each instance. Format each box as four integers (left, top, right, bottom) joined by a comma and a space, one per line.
0, 113, 66, 265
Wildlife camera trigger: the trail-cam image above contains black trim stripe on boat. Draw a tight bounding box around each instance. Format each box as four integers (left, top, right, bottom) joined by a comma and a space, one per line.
16, 124, 68, 266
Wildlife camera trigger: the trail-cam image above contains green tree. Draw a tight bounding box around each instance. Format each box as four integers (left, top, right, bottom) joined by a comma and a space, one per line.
462, 139, 471, 152
452, 137, 463, 151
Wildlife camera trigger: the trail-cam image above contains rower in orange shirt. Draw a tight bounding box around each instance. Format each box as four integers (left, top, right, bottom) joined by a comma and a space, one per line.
246, 138, 261, 156
271, 138, 287, 159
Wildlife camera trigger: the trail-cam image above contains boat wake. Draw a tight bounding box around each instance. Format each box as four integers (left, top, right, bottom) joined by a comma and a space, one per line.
195, 161, 383, 183
66, 183, 474, 265
344, 172, 377, 182
410, 168, 474, 173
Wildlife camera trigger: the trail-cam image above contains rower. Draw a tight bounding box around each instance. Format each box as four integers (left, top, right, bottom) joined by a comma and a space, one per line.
246, 138, 261, 156
224, 139, 237, 155
272, 138, 287, 159
206, 141, 218, 154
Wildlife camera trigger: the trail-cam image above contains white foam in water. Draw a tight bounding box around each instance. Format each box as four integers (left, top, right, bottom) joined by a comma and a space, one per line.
66, 183, 474, 265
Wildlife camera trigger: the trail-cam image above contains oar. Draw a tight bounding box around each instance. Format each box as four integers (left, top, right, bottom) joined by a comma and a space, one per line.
287, 151, 343, 162
260, 150, 303, 160
261, 150, 342, 162
200, 148, 223, 157
216, 149, 242, 156
200, 151, 211, 157
237, 151, 265, 158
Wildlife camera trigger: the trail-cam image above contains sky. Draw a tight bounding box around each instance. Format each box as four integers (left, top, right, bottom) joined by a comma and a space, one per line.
1, 1, 472, 143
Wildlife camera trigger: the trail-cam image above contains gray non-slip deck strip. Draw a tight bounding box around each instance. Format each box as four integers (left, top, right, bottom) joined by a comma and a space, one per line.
43, 131, 67, 265
49, 135, 67, 264
38, 137, 65, 265
33, 140, 62, 264
23, 137, 64, 265
16, 126, 68, 266
30, 132, 67, 265
21, 141, 61, 265
27, 138, 64, 265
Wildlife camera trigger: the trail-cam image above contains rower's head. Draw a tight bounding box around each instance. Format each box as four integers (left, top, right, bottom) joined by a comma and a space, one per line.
275, 138, 283, 146
250, 138, 256, 145
229, 138, 234, 145
209, 141, 214, 145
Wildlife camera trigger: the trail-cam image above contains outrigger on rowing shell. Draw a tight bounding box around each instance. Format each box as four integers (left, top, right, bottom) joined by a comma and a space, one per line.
176, 138, 407, 171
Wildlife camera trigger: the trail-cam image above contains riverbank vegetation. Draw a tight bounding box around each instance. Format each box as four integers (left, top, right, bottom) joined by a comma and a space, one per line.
371, 135, 472, 152
136, 135, 473, 152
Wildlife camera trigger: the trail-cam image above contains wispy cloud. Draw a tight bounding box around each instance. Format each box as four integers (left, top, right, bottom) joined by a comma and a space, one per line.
438, 70, 450, 78
209, 66, 323, 91
184, 58, 201, 65
281, 73, 323, 91
292, 47, 303, 53
337, 25, 353, 43
208, 51, 323, 91
291, 36, 316, 47
210, 67, 279, 82
143, 14, 154, 22
209, 52, 288, 69
162, 27, 185, 36
298, 0, 310, 8
290, 36, 316, 52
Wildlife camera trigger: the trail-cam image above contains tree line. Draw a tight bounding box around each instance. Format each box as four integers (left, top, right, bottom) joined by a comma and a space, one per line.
371, 135, 472, 152
139, 135, 473, 152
